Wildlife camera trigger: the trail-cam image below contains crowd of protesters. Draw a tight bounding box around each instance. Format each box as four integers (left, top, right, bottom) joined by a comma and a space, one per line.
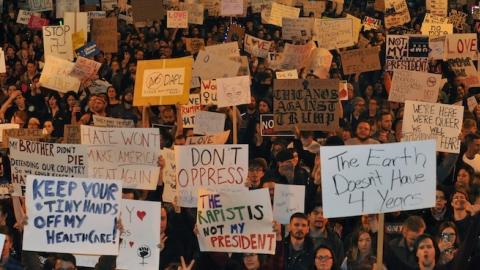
1, 0, 480, 269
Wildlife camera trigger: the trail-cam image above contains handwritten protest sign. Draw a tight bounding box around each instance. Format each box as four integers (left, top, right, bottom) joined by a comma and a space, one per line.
423, 13, 449, 24
445, 34, 477, 60
274, 184, 305, 224
192, 50, 241, 80
282, 18, 314, 41
449, 10, 467, 31
447, 57, 480, 88
17, 10, 40, 24
175, 144, 248, 207
389, 69, 442, 103
186, 130, 231, 145
64, 125, 81, 144
426, 0, 448, 17
363, 16, 382, 30
23, 175, 122, 255
43, 25, 74, 61
421, 22, 453, 37
1, 128, 44, 149
0, 49, 4, 73
28, 15, 49, 30
196, 188, 275, 254
28, 0, 53, 11
0, 124, 19, 142
200, 79, 217, 105
180, 2, 204, 25
220, 0, 243, 16
402, 101, 463, 153
429, 36, 445, 60
276, 70, 298, 79
132, 0, 165, 22
91, 17, 118, 53
9, 138, 88, 187
303, 0, 326, 17
80, 126, 161, 190
467, 96, 478, 113
314, 18, 354, 50
167, 11, 188, 28
193, 111, 226, 135
70, 57, 102, 81
260, 114, 294, 137
184, 38, 205, 54
39, 55, 81, 93
340, 47, 381, 75
307, 48, 333, 79
204, 42, 240, 57
386, 35, 429, 72
320, 140, 436, 218
384, 0, 410, 29
270, 42, 316, 71
261, 2, 299, 27
244, 34, 272, 58
273, 79, 340, 132
56, 0, 79, 18
93, 115, 135, 128
87, 11, 106, 31
134, 57, 193, 106
117, 199, 160, 270
216, 76, 251, 108
181, 94, 201, 128
162, 149, 177, 203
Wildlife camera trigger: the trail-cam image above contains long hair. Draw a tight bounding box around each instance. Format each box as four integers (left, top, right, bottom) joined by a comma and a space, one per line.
347, 228, 373, 263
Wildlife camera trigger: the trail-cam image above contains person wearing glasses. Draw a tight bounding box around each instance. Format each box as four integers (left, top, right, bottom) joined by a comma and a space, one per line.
435, 222, 459, 266
314, 244, 337, 270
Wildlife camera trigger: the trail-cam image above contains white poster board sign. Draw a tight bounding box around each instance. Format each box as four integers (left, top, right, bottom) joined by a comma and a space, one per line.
193, 111, 226, 135
273, 184, 305, 224
40, 55, 81, 93
215, 76, 251, 108
43, 25, 74, 61
388, 69, 442, 103
162, 148, 177, 203
320, 140, 436, 218
93, 115, 135, 128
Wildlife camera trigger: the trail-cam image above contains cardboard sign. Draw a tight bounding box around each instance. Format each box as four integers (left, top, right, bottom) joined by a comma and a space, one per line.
80, 126, 161, 190
134, 57, 193, 106
132, 0, 165, 22
272, 42, 316, 70
101, 0, 118, 11
184, 38, 205, 54
389, 69, 442, 103
23, 176, 122, 255
273, 79, 340, 132
447, 57, 480, 87
282, 17, 314, 41
0, 49, 5, 74
92, 115, 135, 128
17, 10, 40, 24
421, 22, 453, 37
346, 14, 362, 44
426, 0, 448, 17
226, 24, 245, 42
423, 13, 449, 24
200, 79, 217, 105
261, 2, 299, 27
276, 70, 298, 79
273, 184, 305, 224
116, 199, 160, 270
1, 128, 44, 149
193, 111, 226, 135
384, 0, 411, 29
162, 148, 177, 203
9, 138, 88, 186
180, 3, 204, 25
70, 57, 102, 81
402, 101, 463, 153
185, 130, 231, 145
244, 34, 272, 58
76, 42, 100, 58
91, 17, 118, 53
307, 48, 333, 79
175, 144, 248, 207
303, 0, 326, 17
449, 10, 467, 31
320, 140, 436, 218
445, 34, 477, 60
56, 0, 80, 18
0, 124, 19, 143
28, 15, 49, 30
314, 18, 354, 50
64, 125, 81, 144
220, 0, 243, 16
181, 94, 202, 128
215, 76, 251, 108
40, 55, 81, 93
87, 11, 106, 31
260, 114, 294, 137
204, 42, 240, 57
386, 35, 429, 72
43, 25, 74, 61
340, 47, 381, 75
167, 10, 188, 28
28, 0, 53, 11
64, 12, 88, 40
428, 36, 446, 60
196, 188, 275, 254
363, 16, 382, 30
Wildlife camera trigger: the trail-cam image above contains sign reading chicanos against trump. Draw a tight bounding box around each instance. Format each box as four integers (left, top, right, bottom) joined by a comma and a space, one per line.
196, 188, 276, 254
320, 140, 436, 218
175, 144, 248, 207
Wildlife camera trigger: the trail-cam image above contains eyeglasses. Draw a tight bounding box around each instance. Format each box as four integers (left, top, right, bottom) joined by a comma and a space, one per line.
315, 256, 332, 262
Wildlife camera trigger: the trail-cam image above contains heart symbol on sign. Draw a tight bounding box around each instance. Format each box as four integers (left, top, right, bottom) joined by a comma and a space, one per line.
35, 203, 43, 211
129, 241, 134, 248
137, 211, 146, 221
